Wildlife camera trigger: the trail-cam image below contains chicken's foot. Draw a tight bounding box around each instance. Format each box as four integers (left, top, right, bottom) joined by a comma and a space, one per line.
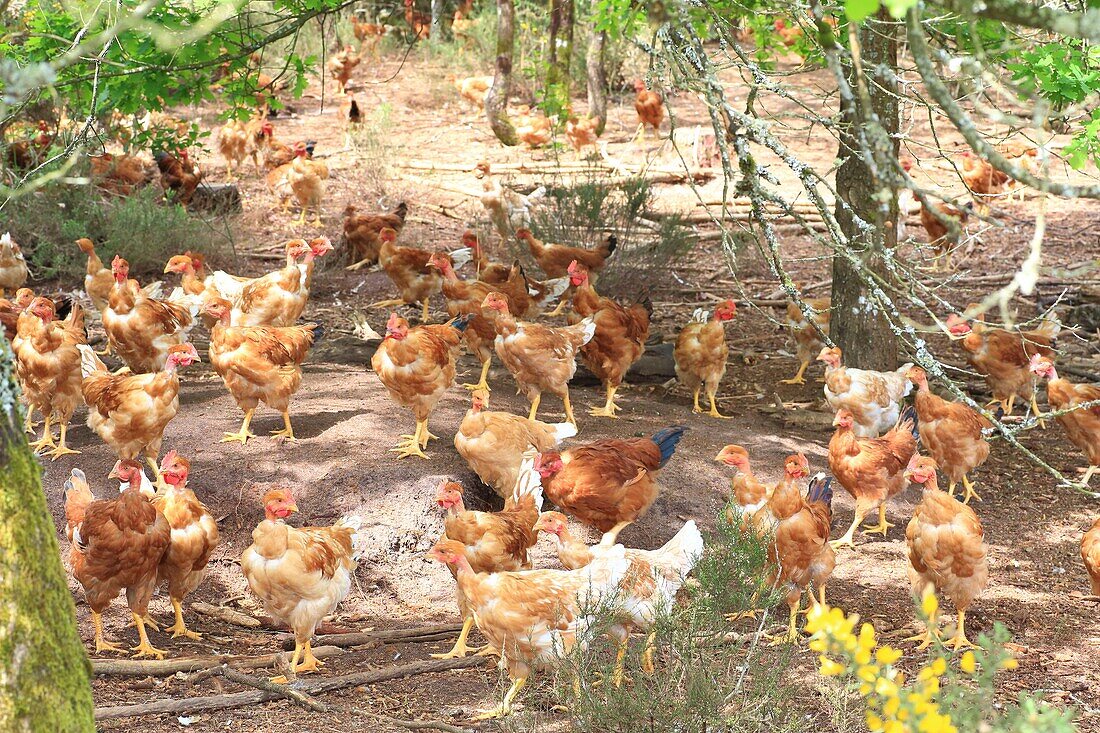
706, 391, 730, 419
768, 600, 801, 645
473, 676, 526, 720
28, 415, 55, 452
610, 639, 628, 688
130, 612, 167, 659
830, 509, 866, 550
167, 599, 202, 640
563, 392, 577, 426
91, 611, 125, 654
271, 640, 302, 684
691, 388, 702, 413
1029, 393, 1047, 429
961, 475, 981, 504
44, 422, 81, 460
944, 610, 976, 650
462, 361, 492, 392
270, 410, 297, 441
297, 640, 324, 672
527, 393, 542, 422
22, 409, 38, 435
431, 616, 484, 659
861, 505, 894, 536
904, 624, 939, 650
589, 384, 622, 418
778, 360, 809, 386
221, 409, 257, 445
390, 421, 429, 459
545, 299, 568, 317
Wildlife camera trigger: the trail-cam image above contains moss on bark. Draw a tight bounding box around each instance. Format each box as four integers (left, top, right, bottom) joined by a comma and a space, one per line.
0, 340, 94, 732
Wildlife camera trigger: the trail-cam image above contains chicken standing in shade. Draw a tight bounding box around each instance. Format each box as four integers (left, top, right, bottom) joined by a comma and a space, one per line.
1029, 355, 1099, 484
674, 300, 737, 418
904, 456, 989, 650
780, 296, 831, 385
371, 313, 470, 458
818, 346, 913, 437
0, 232, 29, 296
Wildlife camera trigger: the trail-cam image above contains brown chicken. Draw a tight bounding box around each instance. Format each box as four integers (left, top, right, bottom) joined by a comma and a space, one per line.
920, 200, 972, 271
77, 237, 118, 315
162, 252, 210, 298
102, 256, 194, 373
205, 297, 320, 444
154, 150, 202, 206
261, 123, 306, 171
4, 120, 52, 170
370, 227, 472, 322
1030, 355, 1100, 486
14, 297, 86, 459
343, 202, 409, 269
224, 238, 332, 327
513, 107, 552, 147
768, 467, 834, 641
286, 142, 329, 225
65, 461, 171, 658
454, 389, 576, 496
773, 18, 802, 45
0, 232, 29, 296
633, 79, 663, 142
432, 467, 542, 658
481, 291, 594, 424
828, 407, 918, 548
152, 452, 220, 640
780, 296, 831, 385
451, 0, 476, 45
78, 343, 201, 474
715, 444, 777, 534
818, 346, 914, 438
533, 426, 686, 533
450, 75, 493, 107
217, 119, 250, 180
907, 366, 992, 503
427, 251, 505, 391
674, 300, 737, 418
328, 45, 361, 95
404, 0, 431, 39
568, 261, 651, 418
352, 18, 387, 57
341, 96, 363, 148
946, 311, 1058, 420
517, 228, 617, 280
904, 455, 989, 650
465, 231, 510, 283
0, 292, 29, 343
565, 114, 599, 154
1082, 517, 1100, 595
371, 313, 469, 458
959, 151, 1010, 208
241, 489, 365, 682
90, 152, 154, 195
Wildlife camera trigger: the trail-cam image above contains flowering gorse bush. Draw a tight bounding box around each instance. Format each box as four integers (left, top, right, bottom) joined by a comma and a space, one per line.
806, 597, 1078, 733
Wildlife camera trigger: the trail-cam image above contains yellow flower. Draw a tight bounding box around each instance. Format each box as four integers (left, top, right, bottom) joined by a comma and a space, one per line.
960, 651, 977, 674
921, 593, 939, 618
1001, 657, 1019, 670
883, 695, 900, 717
876, 645, 903, 665
929, 657, 947, 677
866, 712, 884, 731
859, 622, 876, 650
819, 656, 845, 676
874, 676, 898, 698
856, 647, 872, 666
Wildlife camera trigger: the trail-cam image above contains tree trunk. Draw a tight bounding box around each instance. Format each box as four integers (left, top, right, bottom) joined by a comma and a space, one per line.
430, 0, 443, 41
831, 10, 899, 370
586, 30, 608, 135
0, 342, 95, 731
547, 0, 575, 98
486, 0, 518, 145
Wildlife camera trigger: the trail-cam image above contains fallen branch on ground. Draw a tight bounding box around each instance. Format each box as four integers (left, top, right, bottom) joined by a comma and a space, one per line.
280, 623, 464, 651
91, 645, 345, 677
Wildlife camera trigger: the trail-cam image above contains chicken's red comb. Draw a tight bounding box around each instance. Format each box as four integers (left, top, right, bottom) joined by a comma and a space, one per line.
386, 312, 403, 329
111, 254, 127, 269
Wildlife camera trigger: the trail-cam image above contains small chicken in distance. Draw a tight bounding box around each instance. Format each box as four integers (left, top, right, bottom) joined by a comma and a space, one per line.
920, 200, 972, 271
1029, 355, 1099, 486
450, 74, 493, 107
328, 45, 361, 95
0, 232, 29, 296
904, 455, 989, 650
633, 79, 664, 143
674, 300, 737, 418
780, 296, 831, 385
565, 114, 599, 156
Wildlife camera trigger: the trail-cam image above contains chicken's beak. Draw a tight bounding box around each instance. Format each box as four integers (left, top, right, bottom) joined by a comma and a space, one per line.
286, 502, 299, 513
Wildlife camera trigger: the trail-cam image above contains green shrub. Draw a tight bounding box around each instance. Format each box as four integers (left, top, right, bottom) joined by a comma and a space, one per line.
3, 179, 231, 281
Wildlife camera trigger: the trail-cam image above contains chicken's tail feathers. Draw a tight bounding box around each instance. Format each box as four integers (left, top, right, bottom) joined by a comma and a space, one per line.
550, 421, 577, 444
77, 344, 107, 378
806, 472, 833, 507
534, 275, 570, 307
338, 515, 370, 561
450, 246, 474, 270
578, 315, 597, 345
64, 468, 90, 500
513, 452, 544, 512
655, 520, 705, 581
449, 313, 474, 333
896, 405, 919, 442
651, 426, 688, 467
602, 234, 618, 258
305, 322, 325, 348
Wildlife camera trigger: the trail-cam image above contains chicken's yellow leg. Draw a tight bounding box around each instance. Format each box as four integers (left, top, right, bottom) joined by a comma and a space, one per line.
45, 422, 80, 459
271, 641, 302, 684
28, 415, 55, 451
368, 298, 407, 309
166, 599, 202, 640
948, 481, 958, 497
296, 639, 324, 673
432, 616, 485, 659
945, 610, 976, 650
221, 409, 256, 444
421, 299, 431, 323
91, 611, 125, 654
22, 409, 37, 435
473, 676, 526, 720
270, 410, 297, 441
610, 638, 628, 688
961, 475, 981, 504
691, 388, 702, 413
862, 505, 895, 536
1030, 393, 1047, 429
830, 508, 866, 550
390, 420, 429, 459
1081, 465, 1098, 487
589, 384, 620, 418
562, 392, 576, 426
462, 360, 492, 392
779, 360, 809, 385
546, 299, 568, 317
130, 611, 167, 659
527, 393, 542, 422
707, 391, 730, 419
293, 206, 308, 226
641, 631, 657, 674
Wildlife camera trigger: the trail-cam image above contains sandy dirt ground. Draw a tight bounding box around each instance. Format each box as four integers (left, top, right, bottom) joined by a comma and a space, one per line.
33, 35, 1100, 732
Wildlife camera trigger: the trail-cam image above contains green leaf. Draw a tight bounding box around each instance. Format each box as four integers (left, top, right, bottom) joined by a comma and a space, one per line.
845, 0, 880, 22
882, 0, 917, 18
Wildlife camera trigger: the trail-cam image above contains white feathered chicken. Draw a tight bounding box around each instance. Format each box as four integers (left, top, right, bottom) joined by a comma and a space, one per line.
474, 161, 546, 241
817, 346, 913, 437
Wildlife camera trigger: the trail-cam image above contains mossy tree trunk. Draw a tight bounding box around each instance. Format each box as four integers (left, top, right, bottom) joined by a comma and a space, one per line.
486, 0, 518, 145
831, 9, 900, 370
430, 0, 443, 40
586, 30, 608, 134
547, 0, 574, 102
0, 341, 94, 731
